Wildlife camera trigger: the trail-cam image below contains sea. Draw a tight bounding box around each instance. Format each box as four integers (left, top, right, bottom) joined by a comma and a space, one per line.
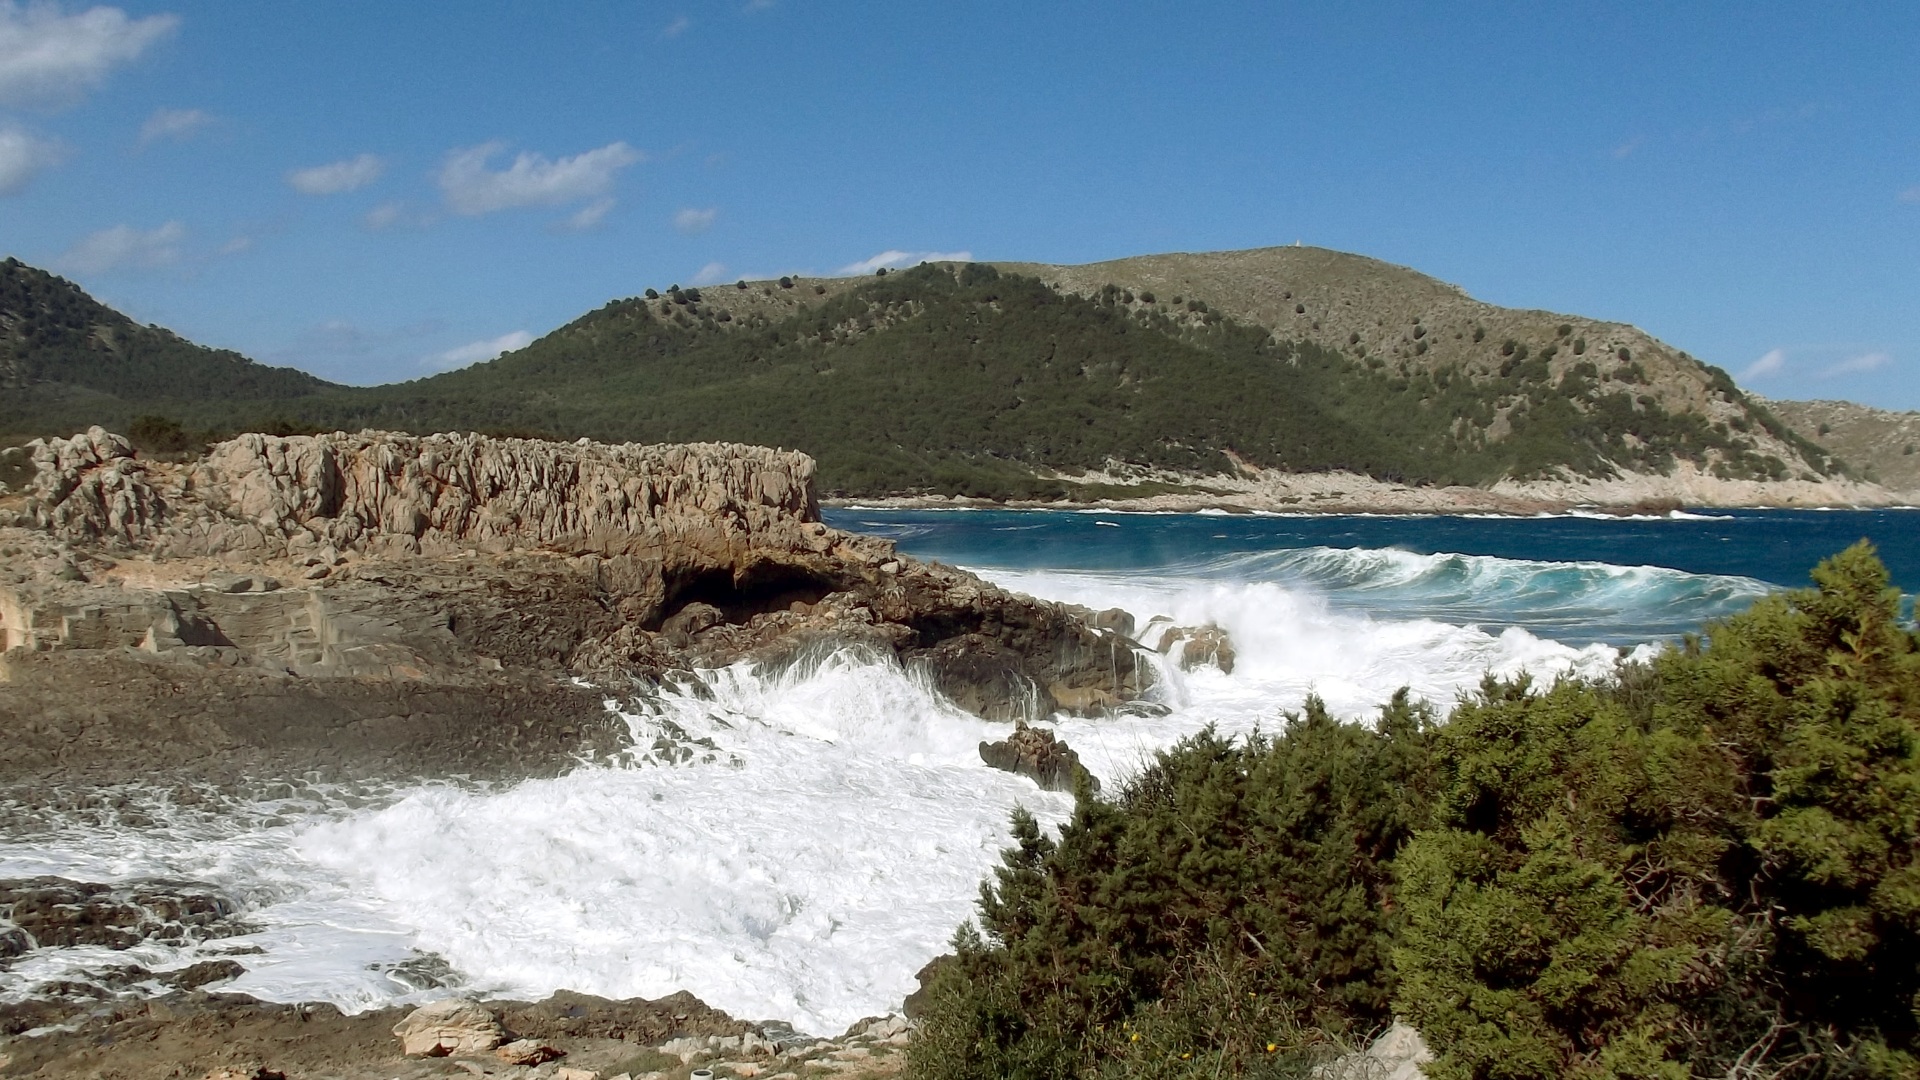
2, 508, 1915, 1035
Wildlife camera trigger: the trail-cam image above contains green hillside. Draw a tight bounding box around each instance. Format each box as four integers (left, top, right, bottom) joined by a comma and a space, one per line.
0, 259, 338, 439
0, 254, 1841, 498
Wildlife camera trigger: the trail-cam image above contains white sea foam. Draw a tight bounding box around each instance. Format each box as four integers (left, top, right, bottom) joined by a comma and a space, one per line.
0, 549, 1711, 1034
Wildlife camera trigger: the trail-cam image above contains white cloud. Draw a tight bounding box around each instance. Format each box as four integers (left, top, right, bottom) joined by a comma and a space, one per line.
1741, 348, 1785, 380
1900, 186, 1920, 205
1822, 351, 1891, 377
287, 152, 385, 195
437, 140, 640, 216
691, 261, 728, 286
216, 234, 250, 256
58, 220, 185, 274
422, 330, 534, 372
835, 248, 973, 276
0, 1, 178, 108
662, 14, 689, 37
362, 200, 404, 230
673, 206, 716, 234
556, 196, 615, 232
1610, 138, 1640, 160
137, 105, 208, 146
0, 122, 62, 193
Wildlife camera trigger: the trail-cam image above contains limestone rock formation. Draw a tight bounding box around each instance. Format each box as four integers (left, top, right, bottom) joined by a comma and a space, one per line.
0, 429, 1155, 782
391, 998, 506, 1057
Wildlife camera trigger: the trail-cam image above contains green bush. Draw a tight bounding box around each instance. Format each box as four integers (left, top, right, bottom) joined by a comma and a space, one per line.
910, 694, 1437, 1080
1396, 542, 1920, 1078
127, 414, 203, 456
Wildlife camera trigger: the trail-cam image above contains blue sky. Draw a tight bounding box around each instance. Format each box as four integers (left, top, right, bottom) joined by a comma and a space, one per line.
1, 2, 1916, 407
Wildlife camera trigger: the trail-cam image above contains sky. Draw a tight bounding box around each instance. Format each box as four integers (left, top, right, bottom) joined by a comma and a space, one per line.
0, 2, 1915, 407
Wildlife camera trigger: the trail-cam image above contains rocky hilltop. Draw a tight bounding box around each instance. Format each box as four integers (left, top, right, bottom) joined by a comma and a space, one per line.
0, 428, 1152, 784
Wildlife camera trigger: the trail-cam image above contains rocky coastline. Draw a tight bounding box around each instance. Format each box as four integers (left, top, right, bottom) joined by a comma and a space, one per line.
0, 429, 1195, 1078
0, 428, 1158, 787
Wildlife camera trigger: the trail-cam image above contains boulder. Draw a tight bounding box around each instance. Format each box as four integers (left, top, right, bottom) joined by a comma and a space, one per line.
1090, 606, 1136, 638
1158, 624, 1236, 674
660, 601, 725, 642
162, 959, 245, 991
979, 725, 1100, 793
392, 998, 505, 1057
901, 954, 954, 1020
495, 1038, 565, 1065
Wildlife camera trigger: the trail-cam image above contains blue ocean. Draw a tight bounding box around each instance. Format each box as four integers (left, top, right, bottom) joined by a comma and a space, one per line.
828, 507, 1920, 645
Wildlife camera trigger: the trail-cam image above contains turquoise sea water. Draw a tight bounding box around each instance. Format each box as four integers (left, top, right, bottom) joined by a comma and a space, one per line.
827, 508, 1920, 645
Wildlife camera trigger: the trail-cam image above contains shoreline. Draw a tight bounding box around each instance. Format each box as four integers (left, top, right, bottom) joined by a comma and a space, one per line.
823, 464, 1913, 518
0, 984, 913, 1079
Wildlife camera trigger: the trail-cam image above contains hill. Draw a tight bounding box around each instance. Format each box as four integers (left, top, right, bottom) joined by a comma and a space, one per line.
0, 259, 339, 439
1759, 397, 1920, 498
0, 250, 1878, 505
998, 246, 1807, 457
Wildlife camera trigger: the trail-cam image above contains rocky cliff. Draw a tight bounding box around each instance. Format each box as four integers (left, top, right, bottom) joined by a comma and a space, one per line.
0, 429, 1152, 783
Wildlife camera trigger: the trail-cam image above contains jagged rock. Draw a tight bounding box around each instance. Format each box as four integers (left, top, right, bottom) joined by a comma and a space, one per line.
901, 955, 954, 1020
1157, 624, 1236, 674
0, 877, 248, 950
489, 989, 747, 1047
1, 430, 1155, 783
914, 634, 1039, 722
1089, 607, 1136, 638
979, 725, 1100, 793
392, 997, 505, 1056
162, 959, 245, 990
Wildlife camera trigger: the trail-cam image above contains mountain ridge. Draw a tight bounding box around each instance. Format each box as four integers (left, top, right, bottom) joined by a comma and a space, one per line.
0, 248, 1897, 508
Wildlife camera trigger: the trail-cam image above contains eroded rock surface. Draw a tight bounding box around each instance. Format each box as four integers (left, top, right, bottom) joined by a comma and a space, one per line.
0, 876, 249, 952
0, 987, 757, 1080
979, 724, 1100, 793
0, 428, 1154, 783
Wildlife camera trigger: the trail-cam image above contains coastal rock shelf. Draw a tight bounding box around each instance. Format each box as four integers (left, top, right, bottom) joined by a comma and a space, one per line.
0, 428, 1154, 783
